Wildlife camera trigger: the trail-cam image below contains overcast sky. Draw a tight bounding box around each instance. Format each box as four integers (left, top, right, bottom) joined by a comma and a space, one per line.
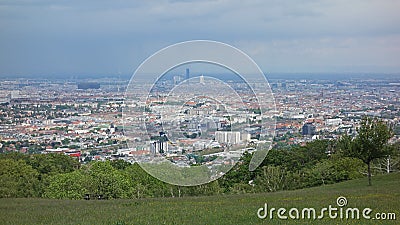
0, 0, 399, 77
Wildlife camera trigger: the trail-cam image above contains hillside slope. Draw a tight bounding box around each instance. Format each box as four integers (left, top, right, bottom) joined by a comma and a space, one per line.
0, 173, 399, 225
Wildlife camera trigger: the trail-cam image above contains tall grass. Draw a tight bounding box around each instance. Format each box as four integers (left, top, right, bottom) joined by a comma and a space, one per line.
0, 173, 399, 224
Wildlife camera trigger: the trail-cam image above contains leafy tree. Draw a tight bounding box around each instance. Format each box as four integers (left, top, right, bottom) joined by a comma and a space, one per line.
229, 182, 255, 194
61, 138, 70, 145
182, 180, 223, 196
219, 152, 256, 192
81, 161, 131, 199
264, 140, 331, 172
338, 117, 393, 185
44, 171, 87, 199
111, 159, 131, 170
0, 159, 39, 198
27, 154, 79, 177
255, 165, 288, 192
306, 157, 365, 186
0, 152, 29, 161
371, 143, 400, 174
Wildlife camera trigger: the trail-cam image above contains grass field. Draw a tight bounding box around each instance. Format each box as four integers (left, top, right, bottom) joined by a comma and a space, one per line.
1, 173, 399, 225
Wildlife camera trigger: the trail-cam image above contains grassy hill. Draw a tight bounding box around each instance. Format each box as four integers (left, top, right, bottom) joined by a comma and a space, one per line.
0, 173, 399, 225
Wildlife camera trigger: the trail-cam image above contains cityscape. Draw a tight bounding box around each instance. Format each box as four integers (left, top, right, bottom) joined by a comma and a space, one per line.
1, 0, 399, 223
1, 71, 399, 169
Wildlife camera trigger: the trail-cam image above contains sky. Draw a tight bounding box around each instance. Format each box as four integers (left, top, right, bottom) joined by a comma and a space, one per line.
0, 0, 400, 77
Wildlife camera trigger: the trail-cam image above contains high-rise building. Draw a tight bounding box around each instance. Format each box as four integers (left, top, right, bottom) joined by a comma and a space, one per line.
150, 141, 168, 154
215, 131, 241, 144
185, 68, 190, 81
302, 123, 316, 135
150, 132, 168, 154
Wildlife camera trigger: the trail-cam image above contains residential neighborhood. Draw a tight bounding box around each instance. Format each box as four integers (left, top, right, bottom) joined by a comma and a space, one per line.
0, 74, 399, 166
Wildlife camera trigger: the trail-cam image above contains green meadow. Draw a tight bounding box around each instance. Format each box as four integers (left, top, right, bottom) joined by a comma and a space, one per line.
1, 172, 399, 225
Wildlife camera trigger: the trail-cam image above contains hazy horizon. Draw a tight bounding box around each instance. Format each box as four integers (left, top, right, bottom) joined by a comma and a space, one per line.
0, 72, 399, 81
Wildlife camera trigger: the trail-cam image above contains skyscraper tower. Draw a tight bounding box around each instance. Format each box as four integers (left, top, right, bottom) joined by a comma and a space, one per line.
185, 68, 190, 81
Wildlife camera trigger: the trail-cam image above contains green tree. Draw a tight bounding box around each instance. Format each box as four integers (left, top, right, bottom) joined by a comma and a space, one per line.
182, 180, 223, 196
27, 154, 79, 177
44, 171, 87, 199
111, 159, 131, 170
255, 165, 288, 192
371, 143, 400, 174
0, 159, 39, 197
306, 157, 365, 186
124, 163, 170, 198
339, 117, 393, 185
81, 161, 131, 199
219, 152, 255, 192
264, 140, 331, 172
0, 152, 29, 161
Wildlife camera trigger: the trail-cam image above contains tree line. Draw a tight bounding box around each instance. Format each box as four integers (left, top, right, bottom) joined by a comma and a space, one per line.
0, 117, 398, 199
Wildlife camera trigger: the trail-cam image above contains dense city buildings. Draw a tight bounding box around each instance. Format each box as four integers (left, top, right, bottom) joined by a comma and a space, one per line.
0, 74, 399, 165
